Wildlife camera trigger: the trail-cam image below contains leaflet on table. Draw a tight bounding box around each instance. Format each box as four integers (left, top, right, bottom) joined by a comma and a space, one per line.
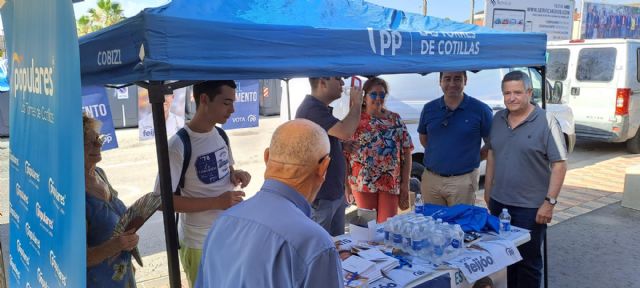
349, 219, 378, 242
445, 239, 521, 283
383, 263, 435, 287
342, 255, 384, 284
335, 234, 357, 251
479, 226, 530, 245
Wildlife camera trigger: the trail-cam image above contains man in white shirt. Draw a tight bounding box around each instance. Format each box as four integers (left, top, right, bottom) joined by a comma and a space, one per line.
152, 80, 251, 287
138, 93, 186, 140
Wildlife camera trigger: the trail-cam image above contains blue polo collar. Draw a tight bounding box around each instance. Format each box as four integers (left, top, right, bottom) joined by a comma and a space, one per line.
439, 93, 470, 111
260, 179, 311, 217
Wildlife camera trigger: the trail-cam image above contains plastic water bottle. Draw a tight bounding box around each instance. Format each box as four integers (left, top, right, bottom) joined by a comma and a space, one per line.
392, 216, 405, 249
499, 208, 512, 235
401, 216, 418, 251
410, 219, 427, 256
415, 193, 424, 215
447, 224, 465, 259
383, 217, 394, 246
421, 218, 434, 258
431, 227, 446, 265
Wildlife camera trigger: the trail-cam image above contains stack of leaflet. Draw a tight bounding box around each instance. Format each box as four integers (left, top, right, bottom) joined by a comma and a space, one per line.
357, 248, 399, 274
342, 249, 399, 285
342, 255, 383, 284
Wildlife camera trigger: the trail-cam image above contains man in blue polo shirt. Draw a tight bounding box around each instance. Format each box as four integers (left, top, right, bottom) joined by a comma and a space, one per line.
418, 71, 493, 206
296, 77, 363, 236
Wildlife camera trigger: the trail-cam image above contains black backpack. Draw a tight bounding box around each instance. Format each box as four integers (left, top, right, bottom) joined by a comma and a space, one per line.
173, 126, 230, 246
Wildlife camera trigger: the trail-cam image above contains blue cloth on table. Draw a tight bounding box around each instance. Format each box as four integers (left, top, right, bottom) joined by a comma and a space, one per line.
422, 204, 499, 233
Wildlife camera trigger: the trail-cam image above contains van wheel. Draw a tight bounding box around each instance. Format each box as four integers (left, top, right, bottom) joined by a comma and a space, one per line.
627, 130, 640, 154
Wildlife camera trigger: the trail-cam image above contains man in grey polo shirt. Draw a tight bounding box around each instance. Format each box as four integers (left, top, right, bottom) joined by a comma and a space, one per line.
484, 71, 567, 288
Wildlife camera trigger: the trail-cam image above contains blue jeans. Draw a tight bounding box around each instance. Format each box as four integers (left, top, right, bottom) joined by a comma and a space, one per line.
311, 195, 347, 236
490, 199, 546, 288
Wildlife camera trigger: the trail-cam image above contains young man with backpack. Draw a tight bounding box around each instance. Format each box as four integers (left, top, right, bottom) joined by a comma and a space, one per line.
152, 80, 251, 287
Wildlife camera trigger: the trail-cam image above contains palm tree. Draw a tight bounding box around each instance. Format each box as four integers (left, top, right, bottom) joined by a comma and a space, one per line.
76, 0, 126, 36
77, 15, 92, 36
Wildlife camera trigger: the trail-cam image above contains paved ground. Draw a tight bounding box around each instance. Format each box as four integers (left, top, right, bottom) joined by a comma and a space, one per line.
548, 202, 640, 287
1, 118, 639, 287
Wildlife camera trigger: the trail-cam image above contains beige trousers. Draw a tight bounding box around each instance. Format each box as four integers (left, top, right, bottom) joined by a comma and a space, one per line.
420, 169, 479, 206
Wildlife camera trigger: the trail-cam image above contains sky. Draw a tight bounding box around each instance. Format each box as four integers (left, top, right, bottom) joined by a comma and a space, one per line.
72, 0, 640, 23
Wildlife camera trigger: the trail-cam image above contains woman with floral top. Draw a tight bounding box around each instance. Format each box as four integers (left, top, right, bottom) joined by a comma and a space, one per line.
345, 77, 413, 223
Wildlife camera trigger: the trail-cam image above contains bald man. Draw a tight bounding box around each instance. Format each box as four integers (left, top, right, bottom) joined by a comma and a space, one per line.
195, 119, 344, 288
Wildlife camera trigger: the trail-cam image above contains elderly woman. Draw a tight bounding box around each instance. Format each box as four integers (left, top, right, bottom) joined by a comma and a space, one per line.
84, 114, 138, 287
345, 77, 414, 223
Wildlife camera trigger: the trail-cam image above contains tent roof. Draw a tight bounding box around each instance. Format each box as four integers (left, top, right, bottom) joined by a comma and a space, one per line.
79, 0, 547, 85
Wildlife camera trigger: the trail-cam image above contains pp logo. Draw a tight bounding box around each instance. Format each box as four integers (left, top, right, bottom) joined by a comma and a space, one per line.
367, 28, 402, 56
102, 134, 113, 144
506, 247, 515, 256
247, 115, 257, 122
413, 270, 426, 276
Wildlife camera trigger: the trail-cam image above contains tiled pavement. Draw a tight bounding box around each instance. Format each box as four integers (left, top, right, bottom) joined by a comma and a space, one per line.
136, 154, 640, 286
474, 154, 639, 226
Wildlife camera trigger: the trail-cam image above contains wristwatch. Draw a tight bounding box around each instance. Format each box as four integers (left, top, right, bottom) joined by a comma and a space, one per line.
545, 196, 558, 205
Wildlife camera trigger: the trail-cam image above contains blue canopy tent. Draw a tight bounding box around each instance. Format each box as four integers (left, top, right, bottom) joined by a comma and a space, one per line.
79, 0, 547, 286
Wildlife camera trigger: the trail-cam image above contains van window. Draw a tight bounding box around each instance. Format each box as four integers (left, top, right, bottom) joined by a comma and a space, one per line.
547, 49, 570, 81
576, 48, 616, 82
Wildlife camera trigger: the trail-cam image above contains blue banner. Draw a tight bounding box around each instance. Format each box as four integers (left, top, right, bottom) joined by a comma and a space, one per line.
82, 86, 119, 151
223, 80, 260, 130
2, 0, 85, 287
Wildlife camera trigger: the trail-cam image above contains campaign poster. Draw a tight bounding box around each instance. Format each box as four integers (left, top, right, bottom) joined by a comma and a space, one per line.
82, 86, 119, 151
581, 2, 640, 39
137, 86, 186, 140
223, 80, 260, 130
2, 0, 86, 287
485, 0, 574, 40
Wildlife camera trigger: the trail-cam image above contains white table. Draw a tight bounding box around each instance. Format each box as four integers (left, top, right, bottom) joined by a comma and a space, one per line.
340, 226, 530, 288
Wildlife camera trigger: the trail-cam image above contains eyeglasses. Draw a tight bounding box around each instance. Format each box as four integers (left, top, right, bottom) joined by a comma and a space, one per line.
441, 109, 456, 127
85, 134, 107, 146
368, 92, 386, 100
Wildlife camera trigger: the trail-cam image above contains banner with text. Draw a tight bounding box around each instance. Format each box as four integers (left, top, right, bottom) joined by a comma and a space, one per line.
447, 239, 522, 283
484, 0, 574, 40
82, 86, 119, 151
223, 80, 260, 130
2, 0, 85, 286
581, 2, 640, 39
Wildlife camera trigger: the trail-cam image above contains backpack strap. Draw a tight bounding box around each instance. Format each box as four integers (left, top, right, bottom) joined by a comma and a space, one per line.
175, 128, 191, 194
215, 126, 230, 148
173, 128, 191, 249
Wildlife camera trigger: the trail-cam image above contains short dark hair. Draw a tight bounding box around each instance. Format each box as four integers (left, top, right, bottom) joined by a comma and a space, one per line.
308, 77, 340, 91
501, 71, 532, 91
193, 80, 237, 109
439, 71, 467, 80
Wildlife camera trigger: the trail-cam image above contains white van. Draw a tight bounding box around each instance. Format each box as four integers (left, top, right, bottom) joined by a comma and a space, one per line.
280, 68, 576, 180
547, 39, 640, 153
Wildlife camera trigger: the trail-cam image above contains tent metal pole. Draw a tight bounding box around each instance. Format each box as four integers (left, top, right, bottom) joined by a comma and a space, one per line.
541, 66, 547, 110
470, 0, 474, 24
148, 80, 181, 288
285, 78, 292, 120
542, 65, 548, 288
